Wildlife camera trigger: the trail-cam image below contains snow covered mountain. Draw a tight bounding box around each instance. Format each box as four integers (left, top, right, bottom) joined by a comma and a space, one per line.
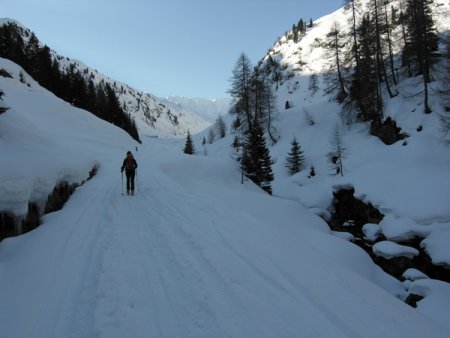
0, 18, 212, 139
1, 0, 450, 337
162, 96, 232, 123
255, 0, 450, 89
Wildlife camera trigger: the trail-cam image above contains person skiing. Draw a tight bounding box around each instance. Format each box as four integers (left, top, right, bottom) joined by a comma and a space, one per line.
121, 151, 138, 195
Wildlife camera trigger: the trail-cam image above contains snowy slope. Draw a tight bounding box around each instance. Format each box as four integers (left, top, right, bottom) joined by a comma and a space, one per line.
259, 0, 450, 78
1, 62, 450, 336
246, 0, 450, 234
0, 18, 211, 138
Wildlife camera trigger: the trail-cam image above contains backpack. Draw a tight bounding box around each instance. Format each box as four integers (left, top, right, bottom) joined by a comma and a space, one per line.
125, 157, 135, 171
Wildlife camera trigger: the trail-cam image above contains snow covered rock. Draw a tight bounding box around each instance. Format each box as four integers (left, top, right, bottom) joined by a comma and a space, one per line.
403, 268, 430, 282
379, 215, 432, 242
373, 241, 419, 259
363, 223, 382, 242
420, 222, 450, 268
330, 186, 384, 228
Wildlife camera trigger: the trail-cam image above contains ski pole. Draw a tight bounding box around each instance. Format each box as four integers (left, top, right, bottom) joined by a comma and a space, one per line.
136, 169, 140, 192
121, 170, 124, 195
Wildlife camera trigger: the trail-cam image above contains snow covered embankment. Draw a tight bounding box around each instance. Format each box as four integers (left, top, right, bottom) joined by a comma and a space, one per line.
0, 57, 134, 238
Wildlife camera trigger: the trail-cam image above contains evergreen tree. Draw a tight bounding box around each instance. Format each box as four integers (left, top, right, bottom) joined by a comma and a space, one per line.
232, 135, 240, 149
183, 131, 195, 154
441, 35, 450, 143
241, 120, 274, 194
328, 125, 346, 176
399, 9, 413, 77
0, 89, 8, 114
208, 128, 216, 144
232, 116, 241, 131
285, 137, 305, 175
345, 14, 382, 125
308, 73, 319, 95
403, 0, 438, 113
215, 115, 227, 139
368, 0, 396, 98
292, 24, 299, 43
298, 19, 306, 33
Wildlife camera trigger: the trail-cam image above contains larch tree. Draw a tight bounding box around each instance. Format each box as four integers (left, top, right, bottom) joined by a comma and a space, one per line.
324, 22, 348, 105
228, 53, 253, 131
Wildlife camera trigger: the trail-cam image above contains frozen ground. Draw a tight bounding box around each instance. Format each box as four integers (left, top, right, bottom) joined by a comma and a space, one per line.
2, 136, 450, 338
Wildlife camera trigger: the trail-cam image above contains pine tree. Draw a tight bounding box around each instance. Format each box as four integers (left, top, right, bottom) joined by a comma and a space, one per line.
328, 125, 346, 176
285, 137, 304, 175
441, 35, 450, 143
208, 128, 215, 144
368, 0, 396, 98
241, 120, 274, 194
183, 131, 195, 154
345, 14, 382, 125
215, 115, 227, 139
403, 0, 438, 113
292, 24, 299, 43
232, 116, 241, 131
0, 89, 8, 114
298, 19, 305, 33
308, 73, 319, 95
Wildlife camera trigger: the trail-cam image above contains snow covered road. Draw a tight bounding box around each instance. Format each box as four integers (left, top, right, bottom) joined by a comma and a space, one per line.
2, 140, 450, 338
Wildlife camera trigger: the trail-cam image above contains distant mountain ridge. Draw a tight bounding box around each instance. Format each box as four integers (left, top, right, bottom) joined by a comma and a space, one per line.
0, 18, 217, 139
162, 96, 232, 123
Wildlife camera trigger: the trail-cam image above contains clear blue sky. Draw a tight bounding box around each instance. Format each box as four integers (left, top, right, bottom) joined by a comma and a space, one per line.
2, 0, 343, 99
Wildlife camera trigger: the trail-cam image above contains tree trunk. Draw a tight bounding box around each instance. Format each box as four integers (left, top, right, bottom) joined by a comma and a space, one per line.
384, 2, 398, 85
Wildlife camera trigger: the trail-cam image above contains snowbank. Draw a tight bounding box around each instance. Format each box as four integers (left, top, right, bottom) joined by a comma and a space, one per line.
0, 57, 135, 216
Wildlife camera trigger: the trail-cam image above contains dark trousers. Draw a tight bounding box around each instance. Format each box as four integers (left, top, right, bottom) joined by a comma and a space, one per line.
125, 170, 135, 191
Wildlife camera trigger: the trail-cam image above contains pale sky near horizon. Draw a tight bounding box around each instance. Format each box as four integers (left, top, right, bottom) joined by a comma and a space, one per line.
2, 0, 343, 99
